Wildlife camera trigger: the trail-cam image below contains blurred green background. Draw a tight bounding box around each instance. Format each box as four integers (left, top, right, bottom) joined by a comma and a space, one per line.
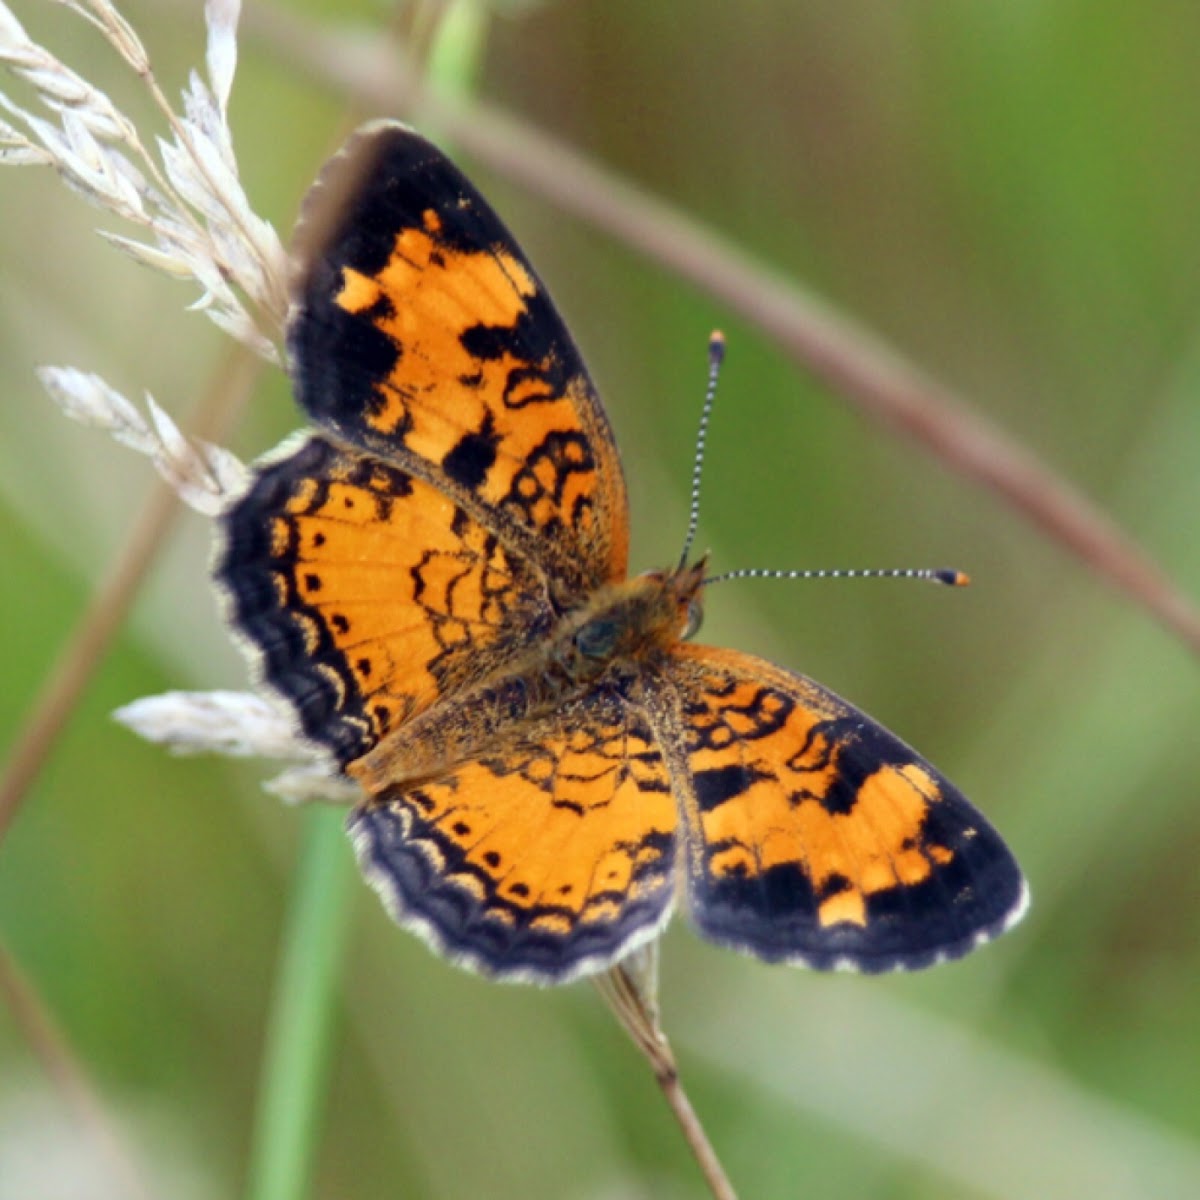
3, 2, 1200, 1198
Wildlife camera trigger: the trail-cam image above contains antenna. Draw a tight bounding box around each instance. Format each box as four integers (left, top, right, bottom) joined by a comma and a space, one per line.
704, 566, 970, 587
678, 330, 726, 569
674, 332, 969, 594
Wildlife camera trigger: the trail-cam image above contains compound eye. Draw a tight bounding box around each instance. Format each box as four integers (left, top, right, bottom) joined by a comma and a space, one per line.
682, 599, 703, 641
575, 617, 619, 660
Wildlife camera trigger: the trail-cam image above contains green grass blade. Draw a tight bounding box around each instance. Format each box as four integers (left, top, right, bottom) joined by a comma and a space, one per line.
243, 806, 356, 1200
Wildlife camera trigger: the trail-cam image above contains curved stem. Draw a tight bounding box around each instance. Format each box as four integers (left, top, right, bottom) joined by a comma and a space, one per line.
594, 954, 740, 1200
241, 0, 1200, 656
0, 344, 261, 846
0, 940, 152, 1200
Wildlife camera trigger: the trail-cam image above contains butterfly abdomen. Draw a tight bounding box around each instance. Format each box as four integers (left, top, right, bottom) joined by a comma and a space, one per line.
345, 570, 696, 794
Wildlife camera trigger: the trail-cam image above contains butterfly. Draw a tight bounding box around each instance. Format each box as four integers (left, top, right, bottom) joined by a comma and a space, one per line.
215, 121, 1027, 983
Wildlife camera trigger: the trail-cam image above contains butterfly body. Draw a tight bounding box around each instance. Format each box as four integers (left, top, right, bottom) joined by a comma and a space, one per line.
345, 560, 704, 796
215, 122, 1027, 983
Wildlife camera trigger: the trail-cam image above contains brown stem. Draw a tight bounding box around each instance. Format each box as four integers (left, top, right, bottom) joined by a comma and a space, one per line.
0, 344, 262, 845
0, 940, 153, 1200
594, 957, 740, 1200
655, 1060, 739, 1200
239, 0, 1200, 655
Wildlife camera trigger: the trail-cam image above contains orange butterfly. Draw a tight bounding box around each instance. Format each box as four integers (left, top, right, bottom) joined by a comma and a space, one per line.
216, 123, 1027, 982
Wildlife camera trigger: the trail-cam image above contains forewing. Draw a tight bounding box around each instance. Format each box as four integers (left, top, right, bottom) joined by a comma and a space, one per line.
287, 121, 629, 598
348, 689, 677, 982
215, 435, 552, 766
660, 644, 1027, 972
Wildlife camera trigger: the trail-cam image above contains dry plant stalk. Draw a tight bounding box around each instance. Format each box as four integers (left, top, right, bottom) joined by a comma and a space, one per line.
594, 947, 740, 1200
0, 0, 288, 359
0, 0, 320, 790
241, 1, 1200, 657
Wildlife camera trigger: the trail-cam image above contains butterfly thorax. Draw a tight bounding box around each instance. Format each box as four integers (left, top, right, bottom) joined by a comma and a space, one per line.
348, 560, 706, 797
552, 558, 706, 683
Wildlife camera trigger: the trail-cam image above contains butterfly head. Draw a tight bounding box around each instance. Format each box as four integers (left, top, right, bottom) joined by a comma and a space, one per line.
672, 555, 708, 641
632, 554, 709, 646
560, 556, 708, 684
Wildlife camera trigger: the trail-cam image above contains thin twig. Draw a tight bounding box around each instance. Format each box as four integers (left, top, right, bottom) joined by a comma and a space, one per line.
0, 342, 262, 844
0, 939, 153, 1200
239, 0, 1200, 656
656, 1065, 738, 1200
594, 956, 739, 1200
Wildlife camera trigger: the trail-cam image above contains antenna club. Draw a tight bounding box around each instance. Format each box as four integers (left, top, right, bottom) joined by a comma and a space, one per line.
934, 569, 971, 587
708, 329, 726, 364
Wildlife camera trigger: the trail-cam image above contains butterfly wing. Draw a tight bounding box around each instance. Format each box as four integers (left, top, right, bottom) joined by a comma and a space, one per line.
348, 687, 678, 982
656, 644, 1027, 971
287, 120, 629, 597
217, 123, 630, 763
216, 436, 554, 765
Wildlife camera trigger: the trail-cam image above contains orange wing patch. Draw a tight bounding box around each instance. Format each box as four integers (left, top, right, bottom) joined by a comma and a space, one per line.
663, 645, 1027, 972
287, 123, 629, 599
349, 694, 677, 982
215, 435, 550, 766
332, 209, 538, 442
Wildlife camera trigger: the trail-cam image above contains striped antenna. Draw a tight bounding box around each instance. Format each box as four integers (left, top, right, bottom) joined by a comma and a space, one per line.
704, 566, 970, 587
678, 330, 726, 569
674, 333, 967, 593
